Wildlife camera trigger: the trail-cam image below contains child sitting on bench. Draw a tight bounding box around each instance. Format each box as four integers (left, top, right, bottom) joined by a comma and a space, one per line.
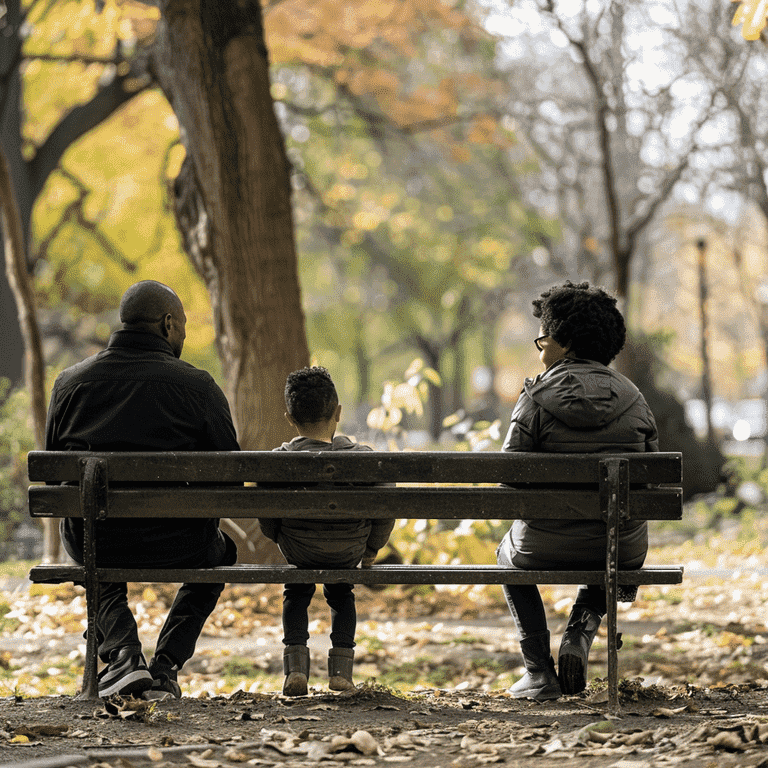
259, 366, 395, 696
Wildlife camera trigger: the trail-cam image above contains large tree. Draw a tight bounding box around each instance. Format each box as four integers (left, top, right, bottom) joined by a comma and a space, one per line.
152, 0, 309, 452
3, 0, 310, 561
0, 0, 150, 390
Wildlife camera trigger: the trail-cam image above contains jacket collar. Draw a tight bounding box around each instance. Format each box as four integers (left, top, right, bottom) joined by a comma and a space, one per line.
107, 328, 175, 356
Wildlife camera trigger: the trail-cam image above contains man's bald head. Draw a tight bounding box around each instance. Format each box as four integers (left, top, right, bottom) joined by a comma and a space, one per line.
119, 281, 187, 357
120, 281, 183, 325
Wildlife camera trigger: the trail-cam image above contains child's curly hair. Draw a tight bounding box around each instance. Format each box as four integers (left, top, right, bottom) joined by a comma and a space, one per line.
285, 366, 339, 425
532, 281, 625, 365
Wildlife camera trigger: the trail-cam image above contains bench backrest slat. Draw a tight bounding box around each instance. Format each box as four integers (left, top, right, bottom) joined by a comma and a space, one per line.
28, 450, 682, 485
28, 485, 682, 521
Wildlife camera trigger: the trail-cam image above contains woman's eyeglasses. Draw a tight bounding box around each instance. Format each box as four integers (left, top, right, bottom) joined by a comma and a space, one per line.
534, 335, 548, 352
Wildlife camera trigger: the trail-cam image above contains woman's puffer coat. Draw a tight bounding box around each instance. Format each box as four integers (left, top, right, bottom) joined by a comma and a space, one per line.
497, 357, 659, 571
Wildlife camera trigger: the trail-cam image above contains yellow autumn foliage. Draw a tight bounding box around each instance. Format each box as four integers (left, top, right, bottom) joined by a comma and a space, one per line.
731, 0, 768, 40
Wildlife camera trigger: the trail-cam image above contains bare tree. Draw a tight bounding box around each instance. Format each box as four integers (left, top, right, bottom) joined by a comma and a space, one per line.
498, 0, 719, 305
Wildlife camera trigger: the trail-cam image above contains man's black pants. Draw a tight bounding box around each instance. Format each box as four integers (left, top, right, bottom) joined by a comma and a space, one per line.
64, 525, 237, 666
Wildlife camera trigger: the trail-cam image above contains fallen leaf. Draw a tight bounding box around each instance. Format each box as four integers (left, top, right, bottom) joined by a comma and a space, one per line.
350, 730, 381, 755
616, 730, 654, 746
577, 721, 615, 745
304, 741, 332, 760
587, 689, 609, 704
651, 706, 688, 718
709, 732, 748, 752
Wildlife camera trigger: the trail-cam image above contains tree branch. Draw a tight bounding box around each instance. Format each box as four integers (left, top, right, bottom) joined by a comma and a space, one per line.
541, 0, 623, 279
36, 167, 137, 274
0, 144, 46, 449
29, 43, 153, 200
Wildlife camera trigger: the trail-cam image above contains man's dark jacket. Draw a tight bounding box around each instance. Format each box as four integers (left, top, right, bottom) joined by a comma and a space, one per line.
45, 329, 240, 567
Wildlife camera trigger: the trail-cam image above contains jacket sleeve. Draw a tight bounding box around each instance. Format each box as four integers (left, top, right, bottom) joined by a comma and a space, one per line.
365, 517, 396, 558
350, 443, 396, 558
204, 377, 240, 451
639, 394, 660, 452
258, 518, 280, 542
44, 375, 64, 451
502, 390, 538, 453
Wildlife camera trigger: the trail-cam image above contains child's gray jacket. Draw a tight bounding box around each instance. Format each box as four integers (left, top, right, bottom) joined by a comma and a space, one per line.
258, 436, 395, 569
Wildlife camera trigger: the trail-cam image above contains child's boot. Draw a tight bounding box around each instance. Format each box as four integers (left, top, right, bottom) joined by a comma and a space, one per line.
282, 645, 309, 696
328, 647, 356, 692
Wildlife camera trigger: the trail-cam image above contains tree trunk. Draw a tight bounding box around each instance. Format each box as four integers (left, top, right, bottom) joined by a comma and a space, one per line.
153, 0, 310, 562
0, 0, 31, 389
0, 144, 60, 561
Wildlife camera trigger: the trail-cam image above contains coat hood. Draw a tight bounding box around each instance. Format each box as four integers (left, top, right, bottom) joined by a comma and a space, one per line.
276, 435, 364, 452
524, 358, 641, 430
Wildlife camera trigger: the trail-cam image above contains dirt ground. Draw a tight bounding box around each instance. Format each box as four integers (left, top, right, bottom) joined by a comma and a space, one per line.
2, 679, 768, 768
3, 573, 768, 768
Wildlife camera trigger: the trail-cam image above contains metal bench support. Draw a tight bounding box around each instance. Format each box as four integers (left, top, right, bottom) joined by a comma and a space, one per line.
601, 456, 629, 716
79, 457, 107, 700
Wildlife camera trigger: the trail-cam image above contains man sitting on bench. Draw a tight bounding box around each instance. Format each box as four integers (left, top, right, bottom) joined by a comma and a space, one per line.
45, 280, 240, 699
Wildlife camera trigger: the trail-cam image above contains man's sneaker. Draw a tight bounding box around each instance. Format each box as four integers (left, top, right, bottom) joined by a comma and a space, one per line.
97, 647, 153, 697
144, 653, 182, 701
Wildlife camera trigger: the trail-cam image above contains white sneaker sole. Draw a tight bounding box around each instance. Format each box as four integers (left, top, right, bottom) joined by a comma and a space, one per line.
98, 669, 153, 697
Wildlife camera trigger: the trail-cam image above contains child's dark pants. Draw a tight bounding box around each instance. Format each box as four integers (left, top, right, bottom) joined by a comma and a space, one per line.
283, 582, 356, 648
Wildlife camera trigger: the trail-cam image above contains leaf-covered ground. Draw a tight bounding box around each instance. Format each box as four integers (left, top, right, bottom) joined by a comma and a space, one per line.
3, 511, 768, 766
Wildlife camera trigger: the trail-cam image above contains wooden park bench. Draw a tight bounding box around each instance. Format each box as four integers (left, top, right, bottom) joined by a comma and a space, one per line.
27, 450, 683, 713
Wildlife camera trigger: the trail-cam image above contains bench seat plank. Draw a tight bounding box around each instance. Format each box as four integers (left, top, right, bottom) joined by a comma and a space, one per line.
29, 563, 683, 586
29, 485, 683, 521
28, 451, 683, 485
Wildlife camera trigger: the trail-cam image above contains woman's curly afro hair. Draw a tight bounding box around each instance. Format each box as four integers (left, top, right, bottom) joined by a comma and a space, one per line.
284, 366, 339, 426
532, 281, 626, 365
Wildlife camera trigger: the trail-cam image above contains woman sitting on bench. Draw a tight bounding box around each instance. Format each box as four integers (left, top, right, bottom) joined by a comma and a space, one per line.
497, 281, 659, 701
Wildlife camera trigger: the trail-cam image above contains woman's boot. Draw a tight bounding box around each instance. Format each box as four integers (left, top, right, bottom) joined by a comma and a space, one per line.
510, 631, 561, 701
328, 648, 356, 692
282, 645, 309, 696
558, 606, 602, 694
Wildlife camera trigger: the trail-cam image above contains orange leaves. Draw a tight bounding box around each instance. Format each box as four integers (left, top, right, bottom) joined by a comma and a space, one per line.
346, 69, 401, 101
266, 0, 470, 61
264, 0, 494, 132
731, 0, 768, 41
467, 114, 498, 145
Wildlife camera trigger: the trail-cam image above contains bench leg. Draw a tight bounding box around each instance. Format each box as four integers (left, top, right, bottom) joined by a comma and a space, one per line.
602, 458, 628, 717
79, 586, 100, 700
606, 550, 619, 716
76, 457, 106, 700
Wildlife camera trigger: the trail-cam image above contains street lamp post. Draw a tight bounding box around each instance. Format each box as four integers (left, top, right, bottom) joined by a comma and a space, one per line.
696, 238, 714, 443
